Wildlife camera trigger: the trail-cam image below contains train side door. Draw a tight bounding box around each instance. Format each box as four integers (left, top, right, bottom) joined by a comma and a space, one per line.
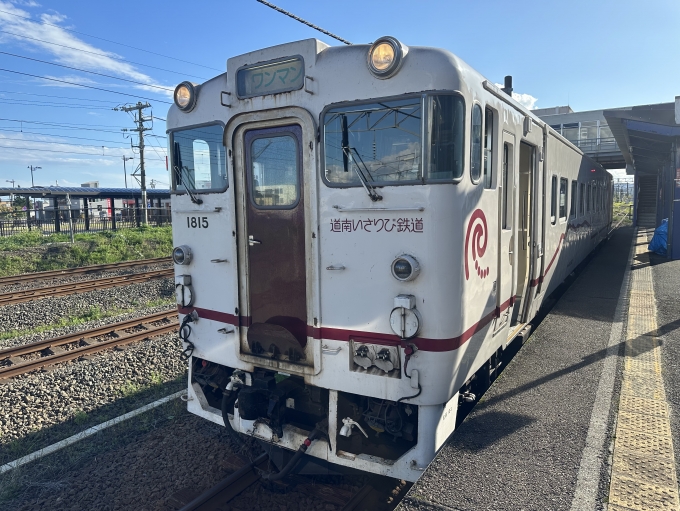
511, 142, 535, 325
495, 131, 516, 329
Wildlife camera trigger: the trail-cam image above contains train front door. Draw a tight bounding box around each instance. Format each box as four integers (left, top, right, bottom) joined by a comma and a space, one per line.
239, 124, 308, 362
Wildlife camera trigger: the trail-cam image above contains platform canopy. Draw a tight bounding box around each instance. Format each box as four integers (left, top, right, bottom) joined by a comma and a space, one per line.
0, 186, 170, 199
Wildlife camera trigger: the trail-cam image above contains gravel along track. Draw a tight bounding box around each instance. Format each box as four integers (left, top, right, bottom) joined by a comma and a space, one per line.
0, 259, 171, 294
0, 277, 174, 336
1, 402, 370, 511
0, 330, 186, 447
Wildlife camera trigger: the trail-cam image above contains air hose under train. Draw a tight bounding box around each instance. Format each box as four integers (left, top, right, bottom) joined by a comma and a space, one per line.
221, 390, 249, 452
258, 427, 323, 481
222, 388, 324, 480
179, 312, 197, 362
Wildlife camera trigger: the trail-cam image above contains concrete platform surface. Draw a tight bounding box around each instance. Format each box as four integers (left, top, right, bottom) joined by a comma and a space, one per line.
398, 227, 634, 511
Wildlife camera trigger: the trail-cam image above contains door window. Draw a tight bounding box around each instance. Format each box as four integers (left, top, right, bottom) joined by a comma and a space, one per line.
483, 108, 494, 188
570, 180, 577, 218
502, 143, 513, 229
249, 134, 299, 208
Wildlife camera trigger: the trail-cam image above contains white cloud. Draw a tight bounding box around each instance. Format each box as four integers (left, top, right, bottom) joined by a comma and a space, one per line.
495, 83, 538, 110
0, 2, 173, 97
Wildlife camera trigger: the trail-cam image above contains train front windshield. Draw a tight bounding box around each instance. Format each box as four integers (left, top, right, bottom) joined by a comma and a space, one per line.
171, 124, 227, 193
323, 94, 465, 186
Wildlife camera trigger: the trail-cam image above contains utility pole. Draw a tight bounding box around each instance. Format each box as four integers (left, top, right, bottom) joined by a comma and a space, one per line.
116, 102, 151, 224
122, 156, 133, 188
27, 165, 41, 187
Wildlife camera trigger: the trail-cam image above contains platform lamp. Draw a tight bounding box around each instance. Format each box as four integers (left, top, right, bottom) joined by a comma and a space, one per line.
27, 165, 40, 187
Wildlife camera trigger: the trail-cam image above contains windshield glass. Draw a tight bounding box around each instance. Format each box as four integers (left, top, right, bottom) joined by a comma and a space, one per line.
323, 97, 422, 185
171, 124, 227, 193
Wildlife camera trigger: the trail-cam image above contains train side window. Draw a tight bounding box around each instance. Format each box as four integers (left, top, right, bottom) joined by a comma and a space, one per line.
559, 178, 568, 220
570, 180, 577, 218
580, 183, 585, 215
470, 104, 483, 183
429, 95, 466, 180
586, 183, 591, 212
501, 143, 513, 229
550, 175, 557, 225
483, 108, 493, 188
591, 183, 596, 212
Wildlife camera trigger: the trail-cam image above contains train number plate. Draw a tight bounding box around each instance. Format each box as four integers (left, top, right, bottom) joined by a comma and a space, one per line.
186, 216, 208, 229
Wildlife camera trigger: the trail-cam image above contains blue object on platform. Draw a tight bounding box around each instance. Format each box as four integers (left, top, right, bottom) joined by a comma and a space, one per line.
648, 219, 668, 256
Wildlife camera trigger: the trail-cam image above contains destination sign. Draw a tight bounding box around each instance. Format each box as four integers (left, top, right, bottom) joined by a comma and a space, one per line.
237, 56, 305, 98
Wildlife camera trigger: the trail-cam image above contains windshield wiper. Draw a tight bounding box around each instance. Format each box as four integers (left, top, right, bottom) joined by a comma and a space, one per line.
340, 114, 381, 202
173, 165, 203, 205
341, 146, 382, 202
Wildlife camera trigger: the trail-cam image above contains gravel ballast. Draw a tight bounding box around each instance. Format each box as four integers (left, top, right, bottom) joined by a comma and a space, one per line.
1, 403, 365, 511
0, 331, 186, 447
0, 303, 174, 351
0, 278, 173, 335
0, 262, 171, 294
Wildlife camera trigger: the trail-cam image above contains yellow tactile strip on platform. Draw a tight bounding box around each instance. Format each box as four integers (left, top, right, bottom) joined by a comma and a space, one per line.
608, 229, 680, 511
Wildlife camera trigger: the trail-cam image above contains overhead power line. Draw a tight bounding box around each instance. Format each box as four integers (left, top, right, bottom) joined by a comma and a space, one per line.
0, 143, 165, 160
0, 29, 209, 80
255, 0, 352, 45
0, 89, 118, 103
0, 99, 114, 110
0, 127, 149, 145
0, 50, 174, 91
0, 68, 172, 104
0, 135, 133, 150
0, 8, 222, 72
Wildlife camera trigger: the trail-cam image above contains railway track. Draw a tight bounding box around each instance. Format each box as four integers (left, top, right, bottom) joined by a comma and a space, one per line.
0, 257, 171, 287
0, 268, 173, 307
171, 450, 409, 511
0, 309, 177, 379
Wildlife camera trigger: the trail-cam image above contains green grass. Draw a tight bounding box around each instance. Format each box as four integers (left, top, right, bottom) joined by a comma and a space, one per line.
0, 299, 174, 341
613, 202, 633, 227
0, 226, 173, 277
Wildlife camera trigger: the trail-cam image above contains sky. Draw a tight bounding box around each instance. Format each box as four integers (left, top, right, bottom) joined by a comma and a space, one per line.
0, 0, 677, 189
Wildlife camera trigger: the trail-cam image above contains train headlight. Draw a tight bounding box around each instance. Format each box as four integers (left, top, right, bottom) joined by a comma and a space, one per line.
368, 36, 407, 78
174, 81, 198, 112
391, 254, 420, 282
173, 245, 193, 265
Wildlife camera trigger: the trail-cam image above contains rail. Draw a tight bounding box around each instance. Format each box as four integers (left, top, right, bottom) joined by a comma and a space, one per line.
0, 257, 171, 287
0, 268, 173, 306
0, 310, 177, 379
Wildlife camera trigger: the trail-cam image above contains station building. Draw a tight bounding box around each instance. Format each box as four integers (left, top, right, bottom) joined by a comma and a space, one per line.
536, 97, 680, 259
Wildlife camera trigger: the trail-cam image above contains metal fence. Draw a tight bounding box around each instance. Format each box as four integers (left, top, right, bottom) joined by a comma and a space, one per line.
0, 206, 172, 237
570, 137, 620, 154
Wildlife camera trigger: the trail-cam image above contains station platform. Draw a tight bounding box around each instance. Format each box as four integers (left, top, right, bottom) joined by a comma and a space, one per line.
397, 226, 680, 511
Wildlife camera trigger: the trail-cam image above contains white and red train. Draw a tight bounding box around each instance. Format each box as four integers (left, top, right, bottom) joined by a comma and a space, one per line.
168, 36, 612, 481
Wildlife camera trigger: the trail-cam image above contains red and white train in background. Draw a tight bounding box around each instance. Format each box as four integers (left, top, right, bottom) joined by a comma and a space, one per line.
167, 36, 612, 481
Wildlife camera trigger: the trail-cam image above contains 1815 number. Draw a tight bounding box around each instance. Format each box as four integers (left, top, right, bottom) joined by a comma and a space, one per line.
186, 216, 208, 229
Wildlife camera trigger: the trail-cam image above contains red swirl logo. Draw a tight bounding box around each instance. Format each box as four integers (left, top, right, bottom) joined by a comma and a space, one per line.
465, 209, 489, 280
